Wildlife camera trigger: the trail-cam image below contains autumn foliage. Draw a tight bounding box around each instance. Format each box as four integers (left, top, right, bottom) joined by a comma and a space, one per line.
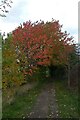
2, 35, 24, 89
12, 19, 74, 79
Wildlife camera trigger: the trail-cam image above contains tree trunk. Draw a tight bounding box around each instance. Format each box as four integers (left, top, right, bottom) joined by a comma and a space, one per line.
68, 63, 70, 88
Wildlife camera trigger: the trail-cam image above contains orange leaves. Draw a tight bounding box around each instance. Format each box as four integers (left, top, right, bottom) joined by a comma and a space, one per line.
12, 19, 75, 77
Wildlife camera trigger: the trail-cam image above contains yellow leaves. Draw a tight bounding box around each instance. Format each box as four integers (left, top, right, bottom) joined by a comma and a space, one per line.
3, 37, 25, 89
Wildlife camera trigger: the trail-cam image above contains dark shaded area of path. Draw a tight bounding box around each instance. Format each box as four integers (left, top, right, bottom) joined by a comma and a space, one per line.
27, 82, 58, 118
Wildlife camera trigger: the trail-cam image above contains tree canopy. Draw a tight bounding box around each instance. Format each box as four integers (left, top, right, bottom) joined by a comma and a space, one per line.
12, 20, 75, 77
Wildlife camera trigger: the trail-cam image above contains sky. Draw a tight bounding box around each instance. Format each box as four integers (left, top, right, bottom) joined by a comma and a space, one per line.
0, 0, 79, 43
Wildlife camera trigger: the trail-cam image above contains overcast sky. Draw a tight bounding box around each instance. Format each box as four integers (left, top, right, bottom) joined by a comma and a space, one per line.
0, 0, 79, 43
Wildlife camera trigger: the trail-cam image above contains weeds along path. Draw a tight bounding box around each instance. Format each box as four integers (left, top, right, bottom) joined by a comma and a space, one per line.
27, 82, 58, 118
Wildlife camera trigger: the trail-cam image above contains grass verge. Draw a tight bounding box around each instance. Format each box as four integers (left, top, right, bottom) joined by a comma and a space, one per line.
54, 79, 79, 118
2, 80, 46, 118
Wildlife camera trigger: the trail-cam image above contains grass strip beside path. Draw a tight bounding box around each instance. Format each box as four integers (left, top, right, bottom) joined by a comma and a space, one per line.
54, 80, 79, 118
2, 80, 46, 118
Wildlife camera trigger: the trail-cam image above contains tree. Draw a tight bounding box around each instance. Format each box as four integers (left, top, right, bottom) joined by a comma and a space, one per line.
2, 34, 24, 89
12, 20, 75, 85
0, 0, 13, 17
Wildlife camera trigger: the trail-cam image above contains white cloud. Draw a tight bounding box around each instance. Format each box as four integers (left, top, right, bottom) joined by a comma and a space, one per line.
0, 0, 79, 42
0, 19, 18, 34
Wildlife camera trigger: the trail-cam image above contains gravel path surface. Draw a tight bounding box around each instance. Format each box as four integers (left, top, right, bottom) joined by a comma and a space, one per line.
27, 83, 58, 118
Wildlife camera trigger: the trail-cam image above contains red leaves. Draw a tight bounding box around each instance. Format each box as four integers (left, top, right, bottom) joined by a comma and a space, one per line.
12, 19, 74, 76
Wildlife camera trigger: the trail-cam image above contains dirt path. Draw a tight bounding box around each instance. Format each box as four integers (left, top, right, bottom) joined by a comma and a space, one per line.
27, 83, 59, 118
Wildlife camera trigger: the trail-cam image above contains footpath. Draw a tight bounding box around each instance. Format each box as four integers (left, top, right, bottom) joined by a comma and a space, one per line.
27, 82, 59, 118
